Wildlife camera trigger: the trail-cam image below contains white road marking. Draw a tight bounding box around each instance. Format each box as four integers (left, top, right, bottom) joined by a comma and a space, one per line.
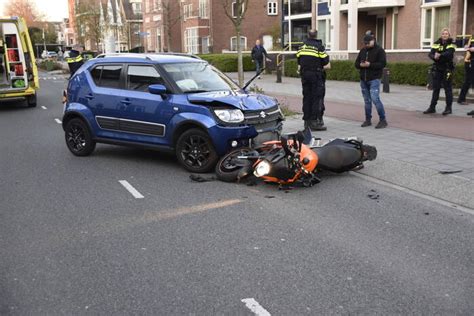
41, 106, 47, 110
54, 118, 62, 124
351, 172, 474, 216
241, 298, 271, 316
119, 180, 144, 199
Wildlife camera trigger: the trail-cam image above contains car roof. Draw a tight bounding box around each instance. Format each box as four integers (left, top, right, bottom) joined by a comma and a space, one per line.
92, 53, 204, 65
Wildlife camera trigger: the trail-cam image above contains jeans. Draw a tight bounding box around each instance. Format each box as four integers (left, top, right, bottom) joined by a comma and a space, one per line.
255, 59, 262, 76
360, 79, 386, 121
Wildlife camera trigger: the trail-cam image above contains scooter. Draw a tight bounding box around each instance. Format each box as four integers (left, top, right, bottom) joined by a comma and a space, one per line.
215, 129, 377, 188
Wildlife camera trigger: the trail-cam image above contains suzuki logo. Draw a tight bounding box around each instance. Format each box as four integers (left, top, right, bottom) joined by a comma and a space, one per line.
260, 111, 266, 118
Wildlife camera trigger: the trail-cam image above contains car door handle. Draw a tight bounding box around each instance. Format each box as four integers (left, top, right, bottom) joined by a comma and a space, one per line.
85, 94, 94, 100
121, 99, 131, 105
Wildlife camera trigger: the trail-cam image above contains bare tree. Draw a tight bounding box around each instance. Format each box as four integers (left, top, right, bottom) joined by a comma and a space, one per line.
75, 0, 102, 51
162, 0, 182, 52
220, 0, 249, 86
4, 0, 45, 27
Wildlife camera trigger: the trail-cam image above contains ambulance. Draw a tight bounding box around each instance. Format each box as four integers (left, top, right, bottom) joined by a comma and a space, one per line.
0, 16, 39, 107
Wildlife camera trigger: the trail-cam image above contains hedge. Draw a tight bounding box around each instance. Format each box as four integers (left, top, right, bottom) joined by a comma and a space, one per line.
198, 54, 256, 72
37, 60, 63, 72
284, 59, 467, 88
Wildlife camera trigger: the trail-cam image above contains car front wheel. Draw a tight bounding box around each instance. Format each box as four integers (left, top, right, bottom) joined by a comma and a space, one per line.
65, 118, 96, 156
176, 128, 218, 173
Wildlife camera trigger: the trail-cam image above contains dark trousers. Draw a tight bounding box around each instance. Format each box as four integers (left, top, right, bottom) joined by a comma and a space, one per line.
255, 59, 263, 76
301, 71, 324, 121
430, 70, 453, 109
458, 64, 474, 102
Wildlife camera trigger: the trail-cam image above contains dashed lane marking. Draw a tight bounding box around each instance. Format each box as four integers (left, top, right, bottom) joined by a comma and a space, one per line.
119, 180, 144, 199
241, 298, 271, 316
41, 106, 47, 109
54, 118, 62, 124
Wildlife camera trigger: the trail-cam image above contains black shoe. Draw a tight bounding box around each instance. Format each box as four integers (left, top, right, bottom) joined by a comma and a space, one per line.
304, 120, 311, 129
457, 101, 468, 105
423, 108, 436, 114
442, 108, 452, 115
375, 119, 388, 129
467, 110, 474, 116
361, 120, 371, 127
313, 125, 327, 131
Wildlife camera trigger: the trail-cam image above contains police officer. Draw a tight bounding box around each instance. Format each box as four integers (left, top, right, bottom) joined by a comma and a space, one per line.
296, 30, 330, 131
457, 36, 474, 105
65, 44, 84, 77
424, 28, 456, 115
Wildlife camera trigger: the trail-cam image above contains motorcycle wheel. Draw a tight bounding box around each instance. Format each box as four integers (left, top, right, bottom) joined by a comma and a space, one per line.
215, 147, 257, 182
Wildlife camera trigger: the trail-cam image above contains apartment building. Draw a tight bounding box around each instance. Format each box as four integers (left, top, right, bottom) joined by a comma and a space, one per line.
283, 0, 473, 52
180, 0, 281, 54
142, 0, 182, 53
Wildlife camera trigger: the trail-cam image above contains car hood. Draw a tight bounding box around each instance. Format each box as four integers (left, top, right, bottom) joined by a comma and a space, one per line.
187, 91, 278, 111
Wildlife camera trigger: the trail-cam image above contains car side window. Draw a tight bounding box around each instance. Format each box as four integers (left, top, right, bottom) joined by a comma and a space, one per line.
127, 65, 164, 92
100, 65, 122, 89
90, 66, 102, 86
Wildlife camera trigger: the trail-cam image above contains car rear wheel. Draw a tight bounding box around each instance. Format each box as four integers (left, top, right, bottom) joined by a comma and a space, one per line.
65, 118, 96, 156
176, 128, 218, 173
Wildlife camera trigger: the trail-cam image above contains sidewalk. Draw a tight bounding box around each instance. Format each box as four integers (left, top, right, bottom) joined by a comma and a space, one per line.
229, 72, 474, 209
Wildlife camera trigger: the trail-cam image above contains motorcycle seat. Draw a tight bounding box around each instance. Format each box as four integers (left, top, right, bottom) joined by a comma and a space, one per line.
313, 140, 362, 173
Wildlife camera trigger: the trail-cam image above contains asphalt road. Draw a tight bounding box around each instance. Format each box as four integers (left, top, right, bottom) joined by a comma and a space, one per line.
1, 77, 473, 315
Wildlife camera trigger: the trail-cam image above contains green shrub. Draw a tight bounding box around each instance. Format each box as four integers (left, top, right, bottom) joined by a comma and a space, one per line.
283, 59, 467, 88
198, 54, 256, 72
37, 60, 63, 71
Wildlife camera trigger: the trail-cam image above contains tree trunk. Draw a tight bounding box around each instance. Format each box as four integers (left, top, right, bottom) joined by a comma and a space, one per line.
237, 28, 244, 87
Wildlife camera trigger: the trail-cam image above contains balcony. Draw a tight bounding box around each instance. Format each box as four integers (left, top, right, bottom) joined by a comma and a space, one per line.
340, 0, 405, 10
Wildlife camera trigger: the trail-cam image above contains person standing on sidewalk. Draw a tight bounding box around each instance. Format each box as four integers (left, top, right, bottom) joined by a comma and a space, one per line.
251, 40, 270, 79
296, 30, 330, 131
355, 34, 388, 129
424, 28, 456, 115
457, 38, 474, 105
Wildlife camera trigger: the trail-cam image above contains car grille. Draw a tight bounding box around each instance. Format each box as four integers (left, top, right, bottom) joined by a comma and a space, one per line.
243, 105, 282, 125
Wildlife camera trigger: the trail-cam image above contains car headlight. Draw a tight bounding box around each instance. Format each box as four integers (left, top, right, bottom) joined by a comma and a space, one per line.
253, 160, 271, 177
214, 109, 244, 123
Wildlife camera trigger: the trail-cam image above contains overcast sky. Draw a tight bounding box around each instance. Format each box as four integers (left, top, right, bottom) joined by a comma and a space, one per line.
0, 0, 68, 21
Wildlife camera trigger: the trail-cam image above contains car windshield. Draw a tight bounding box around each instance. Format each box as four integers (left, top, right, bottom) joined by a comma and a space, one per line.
161, 62, 240, 93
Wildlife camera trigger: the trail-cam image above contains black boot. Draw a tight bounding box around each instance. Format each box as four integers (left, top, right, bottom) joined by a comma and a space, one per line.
304, 120, 311, 129
423, 107, 436, 114
442, 107, 452, 115
311, 119, 327, 131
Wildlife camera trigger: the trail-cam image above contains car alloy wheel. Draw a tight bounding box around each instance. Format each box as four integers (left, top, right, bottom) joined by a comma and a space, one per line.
65, 118, 96, 156
176, 128, 218, 173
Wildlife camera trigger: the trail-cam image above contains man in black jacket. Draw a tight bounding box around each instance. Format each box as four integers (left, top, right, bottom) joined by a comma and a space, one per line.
457, 37, 474, 105
424, 28, 456, 115
251, 40, 270, 78
296, 30, 330, 131
355, 34, 387, 129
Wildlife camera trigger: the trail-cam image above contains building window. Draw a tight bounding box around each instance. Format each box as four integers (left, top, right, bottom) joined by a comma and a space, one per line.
230, 36, 247, 51
132, 2, 142, 14
421, 5, 450, 48
232, 1, 245, 18
156, 27, 162, 52
185, 28, 199, 54
392, 12, 398, 49
317, 18, 331, 49
202, 36, 210, 54
184, 4, 194, 19
267, 1, 278, 15
153, 0, 161, 11
199, 0, 209, 18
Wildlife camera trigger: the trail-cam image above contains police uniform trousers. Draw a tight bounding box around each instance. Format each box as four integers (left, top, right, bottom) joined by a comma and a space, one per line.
430, 69, 453, 109
301, 70, 324, 121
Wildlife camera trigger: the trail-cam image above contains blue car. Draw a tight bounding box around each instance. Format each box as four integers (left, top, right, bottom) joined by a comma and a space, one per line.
62, 53, 283, 172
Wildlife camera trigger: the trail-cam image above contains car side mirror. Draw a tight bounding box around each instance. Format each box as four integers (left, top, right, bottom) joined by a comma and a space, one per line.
149, 84, 167, 96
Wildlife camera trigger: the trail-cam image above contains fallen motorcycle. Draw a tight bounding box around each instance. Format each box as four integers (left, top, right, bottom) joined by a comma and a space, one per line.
215, 129, 377, 188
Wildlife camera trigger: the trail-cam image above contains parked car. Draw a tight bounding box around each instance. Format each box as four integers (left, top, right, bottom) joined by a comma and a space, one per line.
62, 53, 283, 172
41, 50, 58, 59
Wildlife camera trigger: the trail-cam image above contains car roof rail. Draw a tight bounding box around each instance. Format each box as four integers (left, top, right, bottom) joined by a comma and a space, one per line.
95, 53, 152, 60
